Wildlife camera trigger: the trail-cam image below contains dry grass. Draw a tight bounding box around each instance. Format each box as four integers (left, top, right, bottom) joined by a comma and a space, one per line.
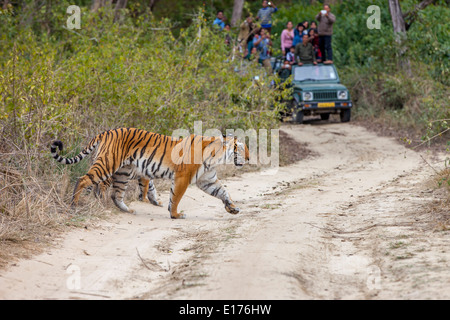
1, 167, 62, 266
430, 167, 450, 231
0, 161, 109, 268
414, 166, 450, 232
436, 167, 450, 192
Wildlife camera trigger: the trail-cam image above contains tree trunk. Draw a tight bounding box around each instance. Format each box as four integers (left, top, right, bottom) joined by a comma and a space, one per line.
388, 0, 407, 33
91, 0, 112, 12
403, 0, 436, 30
148, 0, 158, 12
388, 0, 411, 75
114, 0, 127, 10
230, 0, 245, 27
91, 0, 104, 12
114, 0, 128, 22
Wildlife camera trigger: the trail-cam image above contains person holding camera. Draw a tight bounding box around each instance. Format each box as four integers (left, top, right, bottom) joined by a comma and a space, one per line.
253, 28, 273, 74
256, 0, 277, 33
315, 4, 336, 64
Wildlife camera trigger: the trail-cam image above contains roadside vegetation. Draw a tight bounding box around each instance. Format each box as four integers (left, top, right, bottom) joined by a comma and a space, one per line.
0, 2, 287, 264
0, 0, 448, 265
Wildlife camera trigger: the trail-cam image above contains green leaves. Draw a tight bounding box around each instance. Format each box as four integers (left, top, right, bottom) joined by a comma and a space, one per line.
0, 7, 284, 156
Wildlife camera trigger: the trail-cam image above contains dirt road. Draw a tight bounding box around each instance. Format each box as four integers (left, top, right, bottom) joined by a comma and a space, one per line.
0, 123, 448, 300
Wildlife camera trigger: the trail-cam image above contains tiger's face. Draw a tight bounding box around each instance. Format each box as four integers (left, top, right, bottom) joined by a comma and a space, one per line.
226, 136, 250, 168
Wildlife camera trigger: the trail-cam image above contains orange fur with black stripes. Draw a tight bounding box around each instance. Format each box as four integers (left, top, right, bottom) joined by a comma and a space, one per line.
50, 128, 249, 219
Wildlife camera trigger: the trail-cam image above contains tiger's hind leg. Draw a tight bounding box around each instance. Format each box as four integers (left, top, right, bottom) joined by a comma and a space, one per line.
139, 178, 163, 207
196, 170, 240, 215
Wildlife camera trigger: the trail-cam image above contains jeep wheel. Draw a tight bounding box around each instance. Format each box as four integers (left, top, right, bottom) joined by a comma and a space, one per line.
293, 110, 304, 124
340, 109, 351, 123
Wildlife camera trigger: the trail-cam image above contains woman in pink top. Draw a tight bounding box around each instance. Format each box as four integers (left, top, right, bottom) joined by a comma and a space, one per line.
281, 21, 294, 56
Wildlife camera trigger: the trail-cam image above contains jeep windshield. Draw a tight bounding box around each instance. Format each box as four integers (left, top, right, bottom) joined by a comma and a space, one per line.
294, 65, 337, 82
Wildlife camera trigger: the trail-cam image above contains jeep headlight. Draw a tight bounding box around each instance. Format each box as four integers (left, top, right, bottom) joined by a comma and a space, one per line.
302, 91, 313, 101
338, 90, 348, 100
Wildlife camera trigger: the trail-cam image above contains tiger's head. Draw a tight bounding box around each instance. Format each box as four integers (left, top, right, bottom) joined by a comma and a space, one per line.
223, 135, 250, 168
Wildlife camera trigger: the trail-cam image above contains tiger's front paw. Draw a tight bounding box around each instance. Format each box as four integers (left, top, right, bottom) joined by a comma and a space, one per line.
225, 203, 240, 215
170, 212, 186, 219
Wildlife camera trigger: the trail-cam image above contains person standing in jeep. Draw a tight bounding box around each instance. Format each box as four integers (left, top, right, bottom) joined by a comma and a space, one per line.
295, 34, 317, 66
315, 4, 336, 64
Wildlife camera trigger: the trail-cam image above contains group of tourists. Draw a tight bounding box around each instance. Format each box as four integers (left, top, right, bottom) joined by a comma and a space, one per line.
214, 1, 336, 75
282, 4, 335, 67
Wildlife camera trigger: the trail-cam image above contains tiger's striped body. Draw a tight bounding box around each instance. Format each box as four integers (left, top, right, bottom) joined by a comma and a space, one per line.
50, 128, 249, 218
93, 165, 163, 213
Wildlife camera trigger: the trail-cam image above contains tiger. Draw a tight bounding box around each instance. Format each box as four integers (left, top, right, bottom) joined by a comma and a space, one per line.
50, 128, 250, 219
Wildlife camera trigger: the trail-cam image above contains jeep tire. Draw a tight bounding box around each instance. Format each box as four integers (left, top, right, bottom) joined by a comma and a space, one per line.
340, 109, 351, 123
293, 110, 304, 124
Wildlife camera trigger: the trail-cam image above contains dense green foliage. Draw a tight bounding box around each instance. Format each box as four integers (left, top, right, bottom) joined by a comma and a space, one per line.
0, 2, 284, 161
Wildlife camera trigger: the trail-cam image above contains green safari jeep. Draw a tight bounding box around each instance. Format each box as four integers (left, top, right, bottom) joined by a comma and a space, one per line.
288, 64, 353, 123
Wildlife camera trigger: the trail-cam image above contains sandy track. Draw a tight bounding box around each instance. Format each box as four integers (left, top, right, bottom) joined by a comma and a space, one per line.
0, 123, 448, 299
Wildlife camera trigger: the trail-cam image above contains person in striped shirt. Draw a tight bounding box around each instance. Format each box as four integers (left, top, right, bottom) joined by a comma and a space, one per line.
256, 1, 278, 33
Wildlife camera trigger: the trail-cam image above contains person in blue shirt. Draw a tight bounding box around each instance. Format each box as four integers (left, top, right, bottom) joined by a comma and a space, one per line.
256, 1, 277, 33
253, 28, 273, 74
213, 11, 225, 30
292, 23, 306, 47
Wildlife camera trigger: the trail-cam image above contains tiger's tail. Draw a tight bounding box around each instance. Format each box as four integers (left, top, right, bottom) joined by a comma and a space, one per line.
50, 137, 100, 165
